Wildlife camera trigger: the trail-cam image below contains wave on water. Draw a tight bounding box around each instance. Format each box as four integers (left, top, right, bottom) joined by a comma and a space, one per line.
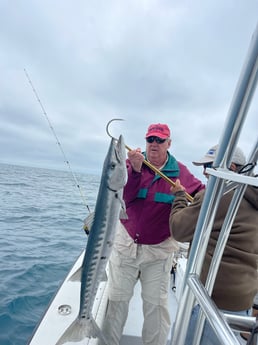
0, 163, 99, 345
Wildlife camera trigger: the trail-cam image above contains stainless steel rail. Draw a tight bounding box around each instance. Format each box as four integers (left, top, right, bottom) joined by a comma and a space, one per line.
170, 21, 258, 345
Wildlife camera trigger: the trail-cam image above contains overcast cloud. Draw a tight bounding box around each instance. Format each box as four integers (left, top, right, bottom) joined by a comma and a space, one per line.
0, 0, 257, 182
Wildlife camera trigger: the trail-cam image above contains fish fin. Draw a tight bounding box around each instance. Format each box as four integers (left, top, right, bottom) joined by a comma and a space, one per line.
116, 195, 128, 220
119, 208, 128, 219
83, 212, 95, 233
69, 267, 82, 282
56, 317, 108, 345
119, 199, 128, 219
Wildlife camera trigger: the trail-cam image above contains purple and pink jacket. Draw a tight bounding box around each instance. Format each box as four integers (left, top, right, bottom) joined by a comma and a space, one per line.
121, 151, 205, 245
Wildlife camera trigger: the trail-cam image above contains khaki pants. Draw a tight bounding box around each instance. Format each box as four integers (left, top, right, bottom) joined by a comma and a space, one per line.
101, 246, 173, 345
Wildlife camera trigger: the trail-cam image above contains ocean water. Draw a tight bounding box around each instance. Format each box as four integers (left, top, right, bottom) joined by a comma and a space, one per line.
0, 163, 100, 345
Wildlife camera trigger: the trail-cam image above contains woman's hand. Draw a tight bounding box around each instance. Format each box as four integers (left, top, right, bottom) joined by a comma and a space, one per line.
170, 179, 185, 194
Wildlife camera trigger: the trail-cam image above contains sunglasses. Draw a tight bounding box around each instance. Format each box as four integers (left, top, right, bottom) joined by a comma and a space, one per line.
146, 136, 167, 144
203, 162, 213, 169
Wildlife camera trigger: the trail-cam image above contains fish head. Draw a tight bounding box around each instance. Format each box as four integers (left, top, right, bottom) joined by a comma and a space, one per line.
105, 135, 127, 191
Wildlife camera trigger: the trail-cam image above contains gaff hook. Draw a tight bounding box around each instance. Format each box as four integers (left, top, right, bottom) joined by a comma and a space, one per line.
105, 118, 193, 203
106, 118, 123, 140
106, 118, 131, 151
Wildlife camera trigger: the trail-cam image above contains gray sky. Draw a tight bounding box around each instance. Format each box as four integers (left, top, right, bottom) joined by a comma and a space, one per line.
0, 0, 257, 182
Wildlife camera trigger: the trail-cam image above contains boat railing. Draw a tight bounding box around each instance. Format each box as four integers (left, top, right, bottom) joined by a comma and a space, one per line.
170, 21, 258, 345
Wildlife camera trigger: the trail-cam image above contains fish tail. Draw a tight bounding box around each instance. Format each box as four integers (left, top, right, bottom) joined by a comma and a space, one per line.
55, 316, 108, 345
90, 317, 108, 344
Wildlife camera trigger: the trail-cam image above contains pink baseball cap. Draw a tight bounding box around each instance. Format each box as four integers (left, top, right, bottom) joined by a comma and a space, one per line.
145, 123, 170, 139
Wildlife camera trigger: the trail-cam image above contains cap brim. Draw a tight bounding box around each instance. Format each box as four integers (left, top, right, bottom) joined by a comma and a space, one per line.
192, 157, 214, 166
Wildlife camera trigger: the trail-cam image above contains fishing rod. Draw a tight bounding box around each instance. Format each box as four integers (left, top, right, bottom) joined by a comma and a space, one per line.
106, 118, 194, 203
24, 68, 91, 214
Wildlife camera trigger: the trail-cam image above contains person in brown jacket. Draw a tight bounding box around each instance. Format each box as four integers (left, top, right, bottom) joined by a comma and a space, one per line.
169, 145, 258, 345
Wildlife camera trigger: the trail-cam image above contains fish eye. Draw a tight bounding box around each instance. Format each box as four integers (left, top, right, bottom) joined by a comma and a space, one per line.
110, 162, 116, 170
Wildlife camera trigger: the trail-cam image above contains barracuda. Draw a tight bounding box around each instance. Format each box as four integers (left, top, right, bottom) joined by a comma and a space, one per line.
56, 135, 127, 345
